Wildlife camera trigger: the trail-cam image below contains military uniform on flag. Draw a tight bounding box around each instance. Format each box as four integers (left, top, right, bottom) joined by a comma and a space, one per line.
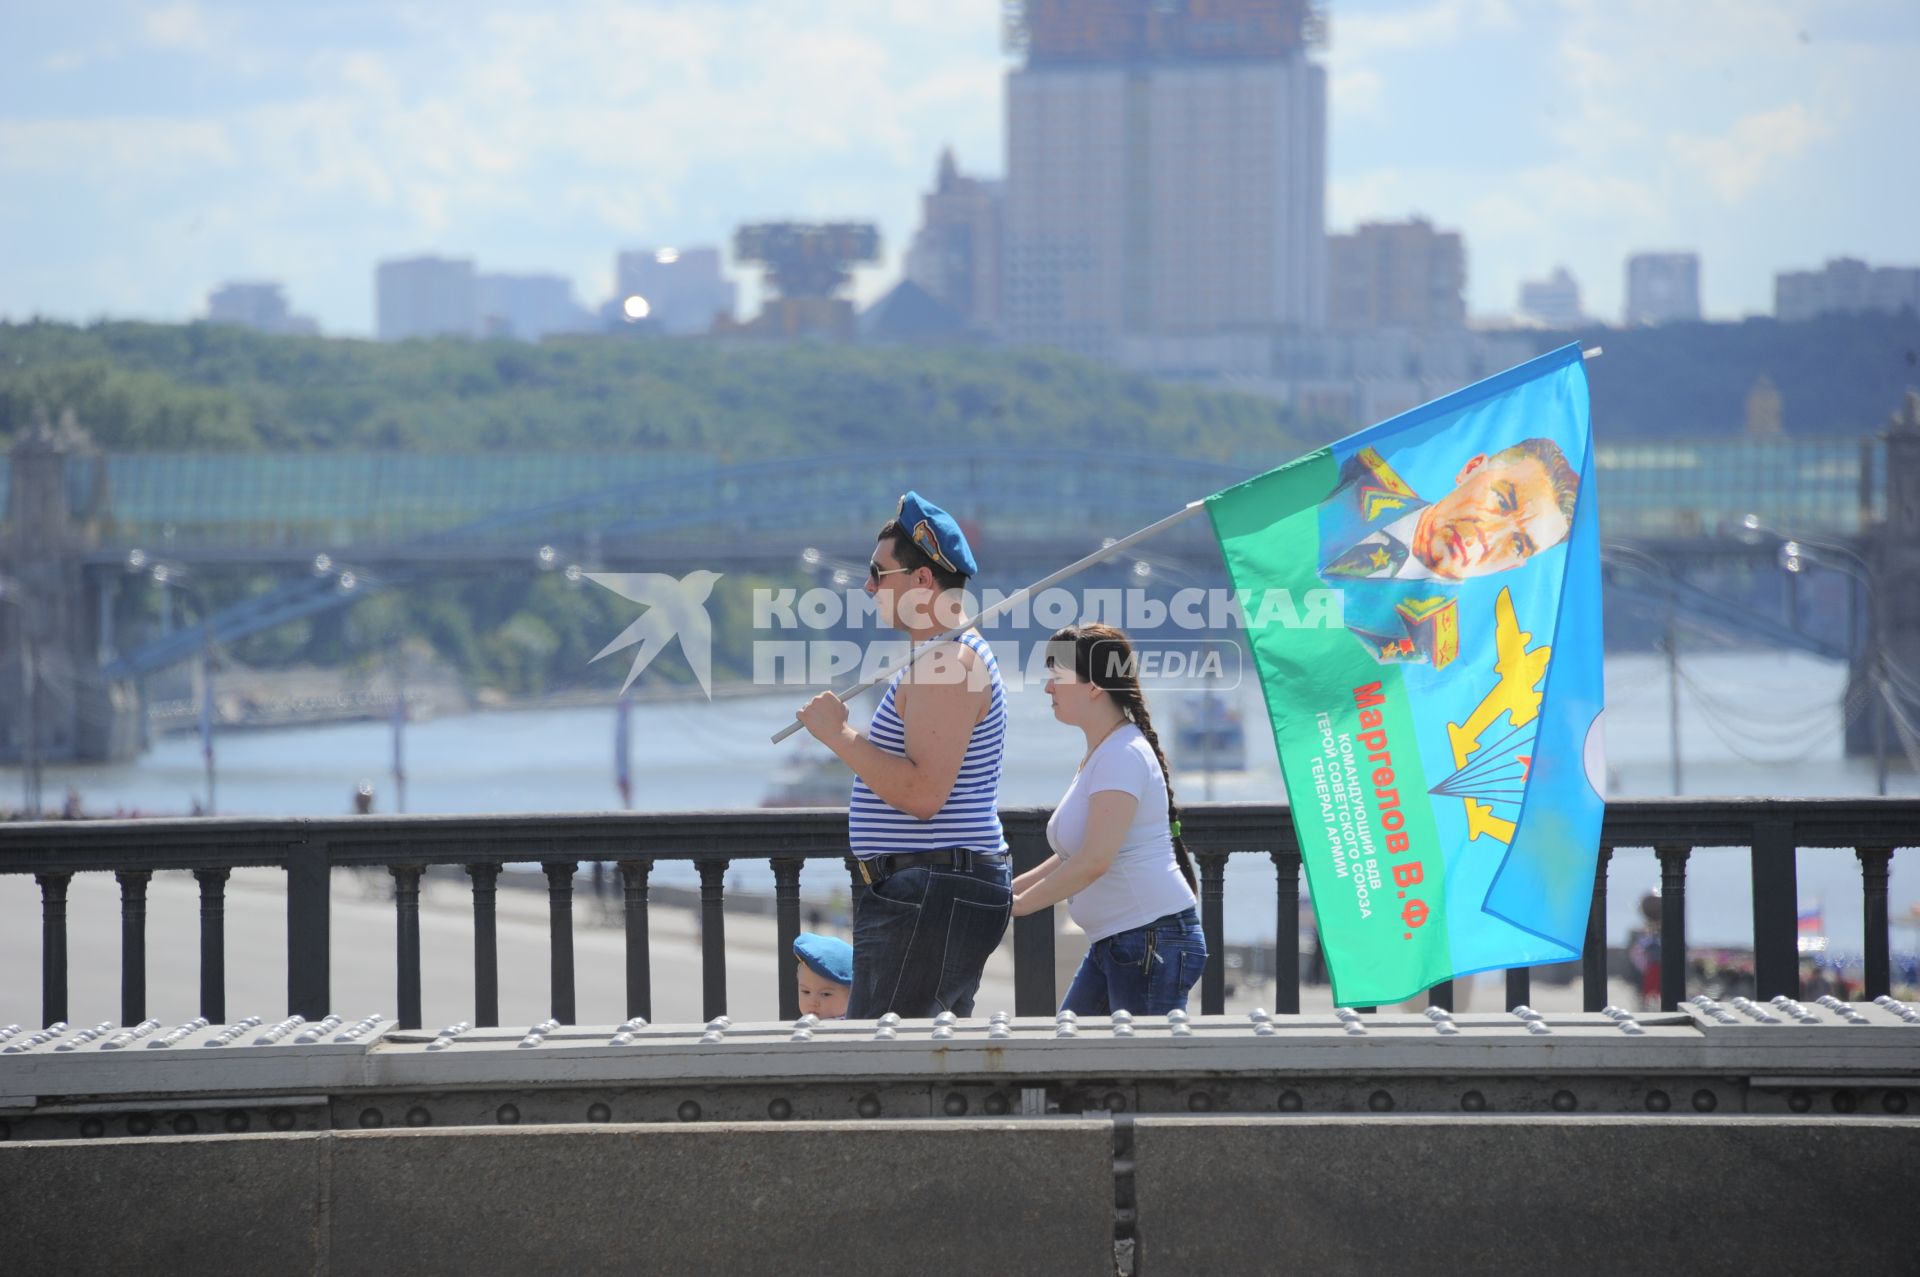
1316, 446, 1460, 669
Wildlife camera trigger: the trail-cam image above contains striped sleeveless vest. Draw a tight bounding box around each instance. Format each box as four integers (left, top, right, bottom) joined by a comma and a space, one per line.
848, 631, 1007, 858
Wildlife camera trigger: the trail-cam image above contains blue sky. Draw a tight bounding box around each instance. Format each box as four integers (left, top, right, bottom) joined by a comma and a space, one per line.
2, 0, 1915, 335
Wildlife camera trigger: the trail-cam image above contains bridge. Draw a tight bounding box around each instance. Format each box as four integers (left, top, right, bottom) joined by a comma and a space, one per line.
4, 395, 1920, 768
0, 802, 1914, 1271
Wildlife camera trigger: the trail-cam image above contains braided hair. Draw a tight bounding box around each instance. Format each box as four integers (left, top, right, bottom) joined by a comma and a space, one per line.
1046, 623, 1198, 896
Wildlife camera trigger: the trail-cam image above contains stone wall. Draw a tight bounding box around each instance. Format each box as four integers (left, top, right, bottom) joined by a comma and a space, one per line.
3, 1116, 1913, 1273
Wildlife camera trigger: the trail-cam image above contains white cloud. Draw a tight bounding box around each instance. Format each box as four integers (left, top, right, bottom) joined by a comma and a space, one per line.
1330, 66, 1384, 120
1667, 102, 1833, 204
1328, 1, 1470, 62
143, 4, 214, 50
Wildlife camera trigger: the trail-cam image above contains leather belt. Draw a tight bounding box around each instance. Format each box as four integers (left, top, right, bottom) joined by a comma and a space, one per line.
856, 847, 1009, 886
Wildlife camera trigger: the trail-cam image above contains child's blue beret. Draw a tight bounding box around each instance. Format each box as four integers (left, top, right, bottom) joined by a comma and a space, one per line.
794, 932, 853, 986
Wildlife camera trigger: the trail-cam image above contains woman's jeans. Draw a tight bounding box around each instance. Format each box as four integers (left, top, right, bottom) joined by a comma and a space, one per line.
1060, 907, 1207, 1017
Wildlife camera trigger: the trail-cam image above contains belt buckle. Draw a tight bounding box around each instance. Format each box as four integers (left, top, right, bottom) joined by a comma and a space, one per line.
858, 859, 877, 886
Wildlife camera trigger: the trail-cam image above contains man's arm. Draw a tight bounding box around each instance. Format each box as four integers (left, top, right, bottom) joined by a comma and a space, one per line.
795, 644, 985, 821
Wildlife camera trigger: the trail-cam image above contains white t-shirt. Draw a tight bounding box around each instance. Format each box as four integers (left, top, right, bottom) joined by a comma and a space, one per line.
1045, 724, 1197, 941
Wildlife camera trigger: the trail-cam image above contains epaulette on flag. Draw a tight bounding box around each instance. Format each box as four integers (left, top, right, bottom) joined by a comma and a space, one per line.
1395, 595, 1460, 670
1353, 446, 1418, 522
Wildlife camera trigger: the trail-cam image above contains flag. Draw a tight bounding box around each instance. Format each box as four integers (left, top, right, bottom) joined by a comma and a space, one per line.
1205, 343, 1604, 1006
1797, 903, 1824, 935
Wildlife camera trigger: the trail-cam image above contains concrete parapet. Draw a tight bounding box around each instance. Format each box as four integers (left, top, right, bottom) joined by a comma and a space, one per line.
0, 1132, 327, 1265
7, 1115, 1916, 1272
2, 1120, 1115, 1275
1129, 1115, 1918, 1275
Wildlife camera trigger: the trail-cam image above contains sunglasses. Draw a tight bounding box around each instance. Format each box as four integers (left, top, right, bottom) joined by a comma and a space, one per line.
868, 561, 915, 585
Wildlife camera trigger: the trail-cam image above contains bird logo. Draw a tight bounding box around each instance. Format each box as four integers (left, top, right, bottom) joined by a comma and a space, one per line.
586, 571, 723, 698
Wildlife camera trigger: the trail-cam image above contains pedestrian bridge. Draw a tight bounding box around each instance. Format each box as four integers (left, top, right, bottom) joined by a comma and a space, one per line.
6, 438, 1883, 562
1, 800, 1913, 1272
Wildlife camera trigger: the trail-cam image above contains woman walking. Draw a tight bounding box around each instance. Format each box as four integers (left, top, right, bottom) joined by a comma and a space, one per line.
1012, 624, 1207, 1015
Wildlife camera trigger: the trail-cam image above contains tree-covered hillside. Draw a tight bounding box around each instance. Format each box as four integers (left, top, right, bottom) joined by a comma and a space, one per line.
0, 321, 1308, 459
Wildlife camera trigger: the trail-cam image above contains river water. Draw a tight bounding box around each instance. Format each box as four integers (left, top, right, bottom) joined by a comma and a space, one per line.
7, 650, 1916, 956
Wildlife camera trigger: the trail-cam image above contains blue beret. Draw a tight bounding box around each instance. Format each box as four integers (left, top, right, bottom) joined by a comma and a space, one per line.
793, 932, 853, 986
896, 491, 977, 578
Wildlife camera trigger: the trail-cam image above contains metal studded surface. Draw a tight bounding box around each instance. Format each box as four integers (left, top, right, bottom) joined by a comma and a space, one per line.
2, 1004, 1914, 1140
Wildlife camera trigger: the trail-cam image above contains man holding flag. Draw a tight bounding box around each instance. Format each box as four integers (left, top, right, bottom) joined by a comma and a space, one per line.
776, 346, 1603, 1011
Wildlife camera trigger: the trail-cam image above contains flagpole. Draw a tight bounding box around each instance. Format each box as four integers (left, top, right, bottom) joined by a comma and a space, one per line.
771, 499, 1209, 743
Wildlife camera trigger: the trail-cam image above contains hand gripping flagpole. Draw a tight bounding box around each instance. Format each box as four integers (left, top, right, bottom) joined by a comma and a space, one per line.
771, 499, 1209, 743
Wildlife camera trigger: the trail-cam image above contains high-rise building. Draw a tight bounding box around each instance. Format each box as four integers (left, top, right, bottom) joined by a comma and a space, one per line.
1517, 267, 1584, 329
376, 256, 479, 340
1326, 218, 1465, 331
477, 273, 592, 341
613, 247, 736, 336
904, 149, 1004, 334
1624, 252, 1701, 325
1775, 257, 1920, 322
206, 282, 318, 335
1001, 0, 1327, 360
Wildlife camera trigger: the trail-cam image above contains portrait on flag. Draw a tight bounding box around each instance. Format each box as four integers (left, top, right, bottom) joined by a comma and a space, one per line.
1316, 438, 1581, 670
1207, 344, 1606, 1006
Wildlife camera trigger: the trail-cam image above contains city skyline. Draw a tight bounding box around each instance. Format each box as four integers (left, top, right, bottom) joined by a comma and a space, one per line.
2, 1, 1916, 335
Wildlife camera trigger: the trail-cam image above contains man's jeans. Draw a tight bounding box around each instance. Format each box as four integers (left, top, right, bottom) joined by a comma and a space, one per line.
847, 860, 1012, 1019
1060, 907, 1207, 1017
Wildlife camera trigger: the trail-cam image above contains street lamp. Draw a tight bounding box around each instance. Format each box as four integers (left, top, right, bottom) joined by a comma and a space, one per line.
1743, 514, 1888, 796
1601, 541, 1689, 796
128, 554, 218, 815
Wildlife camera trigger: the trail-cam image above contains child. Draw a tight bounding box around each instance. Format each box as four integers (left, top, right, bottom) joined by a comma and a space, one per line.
794, 932, 853, 1019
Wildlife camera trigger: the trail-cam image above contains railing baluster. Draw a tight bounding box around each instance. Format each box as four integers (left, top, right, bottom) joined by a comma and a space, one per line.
543, 861, 578, 1024
286, 842, 330, 1020
194, 868, 230, 1024
1506, 967, 1530, 1012
1582, 846, 1613, 1012
772, 858, 802, 1021
1857, 845, 1894, 999
1009, 831, 1055, 1016
466, 862, 500, 1027
36, 872, 71, 1029
117, 869, 151, 1027
1428, 980, 1454, 1012
1656, 843, 1691, 1010
1198, 852, 1227, 1015
1750, 820, 1799, 999
1269, 849, 1300, 1015
391, 866, 423, 1030
697, 860, 730, 1021
619, 859, 653, 1022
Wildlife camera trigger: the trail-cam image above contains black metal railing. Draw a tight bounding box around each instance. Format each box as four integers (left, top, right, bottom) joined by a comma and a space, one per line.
2, 799, 1913, 1030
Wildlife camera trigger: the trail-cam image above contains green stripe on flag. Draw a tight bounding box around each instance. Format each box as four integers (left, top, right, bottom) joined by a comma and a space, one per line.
1208, 450, 1454, 1006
